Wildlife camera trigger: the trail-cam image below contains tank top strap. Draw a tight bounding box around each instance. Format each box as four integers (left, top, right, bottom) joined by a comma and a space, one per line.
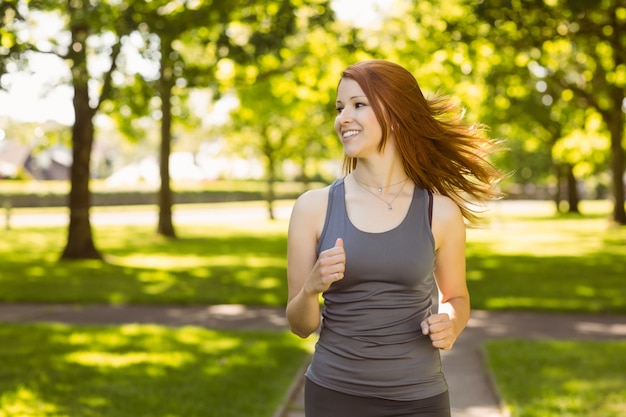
317, 178, 346, 254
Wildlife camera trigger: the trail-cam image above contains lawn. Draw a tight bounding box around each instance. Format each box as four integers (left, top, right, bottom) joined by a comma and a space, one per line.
0, 323, 314, 417
466, 200, 626, 313
0, 206, 292, 306
485, 339, 626, 417
1, 200, 624, 312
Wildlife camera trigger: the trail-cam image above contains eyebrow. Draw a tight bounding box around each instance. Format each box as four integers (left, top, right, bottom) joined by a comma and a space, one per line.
336, 95, 367, 104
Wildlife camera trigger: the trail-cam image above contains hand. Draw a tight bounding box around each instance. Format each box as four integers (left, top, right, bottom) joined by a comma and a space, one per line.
304, 238, 345, 295
421, 313, 456, 350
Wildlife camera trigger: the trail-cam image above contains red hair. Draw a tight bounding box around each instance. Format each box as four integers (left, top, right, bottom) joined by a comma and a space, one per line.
340, 60, 502, 223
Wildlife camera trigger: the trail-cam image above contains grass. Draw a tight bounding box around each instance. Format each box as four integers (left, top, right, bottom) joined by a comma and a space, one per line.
0, 323, 314, 417
484, 339, 626, 417
0, 212, 291, 306
1, 199, 624, 313
466, 200, 626, 313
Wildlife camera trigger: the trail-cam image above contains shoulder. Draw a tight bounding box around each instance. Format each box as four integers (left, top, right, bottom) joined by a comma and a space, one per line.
432, 194, 462, 221
292, 185, 331, 215
431, 194, 465, 250
289, 184, 333, 239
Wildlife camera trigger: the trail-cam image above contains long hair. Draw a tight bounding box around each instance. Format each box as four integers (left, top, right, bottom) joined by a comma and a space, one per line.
339, 60, 503, 223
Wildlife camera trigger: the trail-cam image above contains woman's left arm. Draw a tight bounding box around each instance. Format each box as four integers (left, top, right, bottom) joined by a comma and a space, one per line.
420, 195, 470, 350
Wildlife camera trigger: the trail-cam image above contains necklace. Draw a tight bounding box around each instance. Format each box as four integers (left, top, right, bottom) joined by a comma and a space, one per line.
354, 176, 410, 194
353, 175, 409, 210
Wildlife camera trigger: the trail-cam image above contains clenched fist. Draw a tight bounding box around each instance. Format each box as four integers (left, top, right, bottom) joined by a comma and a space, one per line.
305, 238, 346, 295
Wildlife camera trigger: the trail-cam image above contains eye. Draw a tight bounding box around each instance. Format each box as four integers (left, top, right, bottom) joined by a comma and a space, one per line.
355, 102, 367, 108
336, 106, 344, 114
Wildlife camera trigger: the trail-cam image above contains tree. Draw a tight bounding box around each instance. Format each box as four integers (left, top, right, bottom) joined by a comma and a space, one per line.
2, 0, 137, 259
474, 0, 626, 224
226, 14, 347, 219
111, 0, 337, 233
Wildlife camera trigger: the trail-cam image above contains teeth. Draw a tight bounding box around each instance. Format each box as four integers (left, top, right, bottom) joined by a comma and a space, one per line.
342, 130, 359, 138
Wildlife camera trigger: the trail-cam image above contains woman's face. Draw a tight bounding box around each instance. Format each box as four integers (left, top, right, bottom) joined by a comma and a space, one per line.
334, 78, 383, 159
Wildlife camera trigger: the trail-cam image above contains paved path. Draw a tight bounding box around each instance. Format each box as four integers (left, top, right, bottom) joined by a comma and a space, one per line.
1, 304, 624, 417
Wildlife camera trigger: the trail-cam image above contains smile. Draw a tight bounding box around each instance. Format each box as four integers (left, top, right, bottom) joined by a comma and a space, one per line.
342, 130, 360, 138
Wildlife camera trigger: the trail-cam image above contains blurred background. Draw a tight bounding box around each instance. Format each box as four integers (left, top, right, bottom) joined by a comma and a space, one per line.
1, 0, 625, 256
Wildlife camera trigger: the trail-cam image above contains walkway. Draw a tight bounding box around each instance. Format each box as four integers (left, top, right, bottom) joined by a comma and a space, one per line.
1, 304, 625, 417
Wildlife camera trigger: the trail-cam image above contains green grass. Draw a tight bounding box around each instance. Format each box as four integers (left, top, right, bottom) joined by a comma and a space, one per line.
3, 200, 623, 312
0, 215, 291, 306
0, 323, 313, 417
484, 339, 626, 417
466, 200, 626, 313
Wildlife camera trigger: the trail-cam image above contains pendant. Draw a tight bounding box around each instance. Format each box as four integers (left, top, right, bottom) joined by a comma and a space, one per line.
377, 188, 383, 193
387, 204, 393, 210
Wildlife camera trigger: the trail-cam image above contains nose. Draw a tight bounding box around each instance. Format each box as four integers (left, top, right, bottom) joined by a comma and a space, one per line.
337, 107, 353, 124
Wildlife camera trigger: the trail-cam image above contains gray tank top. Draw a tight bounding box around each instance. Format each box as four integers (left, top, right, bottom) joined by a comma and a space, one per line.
305, 178, 448, 401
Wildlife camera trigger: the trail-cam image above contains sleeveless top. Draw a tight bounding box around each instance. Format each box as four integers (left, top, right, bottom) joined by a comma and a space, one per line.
305, 178, 448, 401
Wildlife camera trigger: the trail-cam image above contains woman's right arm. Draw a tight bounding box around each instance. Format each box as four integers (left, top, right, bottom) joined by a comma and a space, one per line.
286, 189, 345, 338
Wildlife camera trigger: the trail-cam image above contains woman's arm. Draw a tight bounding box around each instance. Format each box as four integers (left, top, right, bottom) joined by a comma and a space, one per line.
286, 189, 346, 338
420, 195, 470, 350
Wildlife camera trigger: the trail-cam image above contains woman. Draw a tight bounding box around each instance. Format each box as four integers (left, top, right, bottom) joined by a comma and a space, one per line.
286, 60, 501, 417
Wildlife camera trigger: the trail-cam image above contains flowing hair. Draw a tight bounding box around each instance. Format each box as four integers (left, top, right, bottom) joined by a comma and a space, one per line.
339, 60, 503, 223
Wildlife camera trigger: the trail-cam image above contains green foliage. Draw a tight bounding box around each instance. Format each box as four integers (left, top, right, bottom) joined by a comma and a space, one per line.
0, 323, 312, 417
222, 1, 345, 183
471, 0, 626, 220
485, 340, 626, 417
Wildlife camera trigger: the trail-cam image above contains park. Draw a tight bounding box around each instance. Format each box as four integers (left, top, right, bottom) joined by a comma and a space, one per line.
1, 0, 626, 416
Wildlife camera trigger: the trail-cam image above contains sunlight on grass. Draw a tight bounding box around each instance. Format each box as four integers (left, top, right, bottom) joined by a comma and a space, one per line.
66, 351, 194, 368
109, 254, 287, 270
0, 323, 313, 417
0, 385, 60, 416
0, 214, 290, 305
485, 339, 626, 417
468, 217, 616, 257
1, 200, 624, 311
107, 254, 210, 269
466, 200, 626, 312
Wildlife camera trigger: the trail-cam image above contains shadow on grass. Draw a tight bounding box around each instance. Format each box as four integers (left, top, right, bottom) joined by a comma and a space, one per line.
0, 226, 289, 306
467, 248, 626, 313
0, 323, 310, 417
485, 339, 626, 417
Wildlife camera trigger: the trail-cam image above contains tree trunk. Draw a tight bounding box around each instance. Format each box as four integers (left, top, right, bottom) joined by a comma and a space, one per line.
565, 164, 580, 214
157, 48, 176, 238
553, 163, 563, 213
266, 156, 276, 221
264, 135, 276, 221
61, 23, 101, 260
608, 112, 626, 224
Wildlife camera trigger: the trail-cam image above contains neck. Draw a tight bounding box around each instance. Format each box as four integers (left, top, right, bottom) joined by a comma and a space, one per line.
352, 167, 406, 188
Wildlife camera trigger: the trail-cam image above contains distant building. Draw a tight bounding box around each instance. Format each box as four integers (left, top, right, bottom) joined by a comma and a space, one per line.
0, 140, 31, 179
0, 139, 71, 180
